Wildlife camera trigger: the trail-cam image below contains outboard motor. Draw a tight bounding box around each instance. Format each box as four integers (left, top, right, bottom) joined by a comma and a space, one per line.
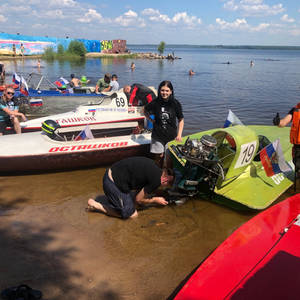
170, 135, 224, 198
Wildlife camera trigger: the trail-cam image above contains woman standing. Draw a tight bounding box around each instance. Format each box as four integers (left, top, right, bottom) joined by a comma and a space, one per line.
144, 80, 184, 167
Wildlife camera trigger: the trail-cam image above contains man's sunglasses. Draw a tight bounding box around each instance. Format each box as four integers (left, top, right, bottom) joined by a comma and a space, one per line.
6, 92, 15, 95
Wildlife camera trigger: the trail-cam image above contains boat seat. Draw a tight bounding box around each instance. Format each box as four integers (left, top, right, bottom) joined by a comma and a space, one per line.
218, 144, 236, 170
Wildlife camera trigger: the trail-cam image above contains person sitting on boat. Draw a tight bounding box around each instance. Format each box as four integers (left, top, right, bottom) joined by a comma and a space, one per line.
70, 74, 81, 88
95, 73, 111, 93
110, 74, 119, 91
0, 87, 26, 135
144, 80, 184, 168
80, 75, 90, 87
123, 83, 156, 106
87, 156, 174, 219
273, 106, 300, 171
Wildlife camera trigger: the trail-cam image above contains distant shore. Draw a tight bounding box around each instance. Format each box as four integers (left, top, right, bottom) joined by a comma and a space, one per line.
0, 51, 180, 61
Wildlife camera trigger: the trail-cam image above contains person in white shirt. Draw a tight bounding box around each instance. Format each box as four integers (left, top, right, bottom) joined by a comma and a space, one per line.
109, 74, 119, 91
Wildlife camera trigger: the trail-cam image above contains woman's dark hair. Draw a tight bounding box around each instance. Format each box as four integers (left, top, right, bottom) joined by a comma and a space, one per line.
158, 80, 174, 101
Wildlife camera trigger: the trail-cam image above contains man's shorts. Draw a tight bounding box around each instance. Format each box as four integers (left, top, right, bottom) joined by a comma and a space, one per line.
0, 119, 12, 134
150, 139, 170, 154
100, 169, 136, 219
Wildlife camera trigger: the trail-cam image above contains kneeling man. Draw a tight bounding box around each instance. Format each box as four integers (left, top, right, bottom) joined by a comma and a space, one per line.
88, 156, 174, 219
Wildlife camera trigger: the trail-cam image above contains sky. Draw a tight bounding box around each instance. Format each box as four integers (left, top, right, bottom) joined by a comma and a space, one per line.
1, 0, 300, 45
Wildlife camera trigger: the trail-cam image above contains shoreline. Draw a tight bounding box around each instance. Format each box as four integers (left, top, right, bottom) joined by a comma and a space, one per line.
0, 52, 179, 61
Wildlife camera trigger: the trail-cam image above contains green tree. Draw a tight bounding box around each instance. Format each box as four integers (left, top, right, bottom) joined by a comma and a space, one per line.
57, 44, 65, 56
42, 46, 55, 59
67, 40, 87, 57
157, 41, 166, 55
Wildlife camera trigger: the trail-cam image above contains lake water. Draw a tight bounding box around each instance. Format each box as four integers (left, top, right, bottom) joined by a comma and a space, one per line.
4, 45, 300, 134
1, 46, 300, 298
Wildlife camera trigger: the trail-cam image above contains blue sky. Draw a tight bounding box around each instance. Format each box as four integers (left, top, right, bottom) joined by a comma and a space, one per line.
1, 0, 300, 45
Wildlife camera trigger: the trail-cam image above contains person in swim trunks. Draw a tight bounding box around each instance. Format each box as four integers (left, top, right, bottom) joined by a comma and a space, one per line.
87, 156, 174, 219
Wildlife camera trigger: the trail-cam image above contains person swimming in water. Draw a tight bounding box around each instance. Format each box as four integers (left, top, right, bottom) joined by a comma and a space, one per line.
189, 69, 195, 76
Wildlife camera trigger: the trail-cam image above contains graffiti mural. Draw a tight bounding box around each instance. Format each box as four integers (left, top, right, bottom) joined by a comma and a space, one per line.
0, 33, 126, 55
101, 40, 113, 52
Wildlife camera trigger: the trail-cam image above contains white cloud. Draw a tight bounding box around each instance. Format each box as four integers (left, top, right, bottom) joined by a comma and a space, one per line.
149, 14, 171, 24
44, 9, 65, 19
143, 8, 201, 27
240, 0, 263, 4
224, 0, 285, 16
115, 10, 145, 27
216, 18, 248, 30
249, 23, 270, 31
78, 9, 106, 23
141, 8, 160, 16
0, 14, 7, 22
48, 0, 76, 7
290, 28, 300, 36
281, 14, 295, 23
124, 10, 138, 18
172, 12, 202, 26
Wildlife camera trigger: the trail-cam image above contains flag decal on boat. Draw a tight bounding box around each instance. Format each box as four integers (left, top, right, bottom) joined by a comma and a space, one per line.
260, 139, 291, 177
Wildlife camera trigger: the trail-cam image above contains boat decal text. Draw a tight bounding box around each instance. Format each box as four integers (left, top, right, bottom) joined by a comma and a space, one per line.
87, 108, 127, 113
234, 141, 257, 169
49, 141, 128, 153
271, 173, 285, 185
57, 116, 97, 124
115, 97, 126, 107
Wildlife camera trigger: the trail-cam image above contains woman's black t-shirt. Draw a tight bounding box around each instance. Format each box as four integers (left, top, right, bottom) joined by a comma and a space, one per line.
144, 97, 184, 145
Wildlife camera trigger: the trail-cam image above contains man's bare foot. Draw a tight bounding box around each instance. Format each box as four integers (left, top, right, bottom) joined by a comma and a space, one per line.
130, 210, 138, 218
87, 198, 107, 214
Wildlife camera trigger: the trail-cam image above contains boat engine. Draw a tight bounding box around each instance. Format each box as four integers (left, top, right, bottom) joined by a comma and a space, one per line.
169, 135, 224, 200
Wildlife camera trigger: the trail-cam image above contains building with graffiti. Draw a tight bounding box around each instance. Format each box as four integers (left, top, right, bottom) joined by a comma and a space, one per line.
0, 33, 127, 55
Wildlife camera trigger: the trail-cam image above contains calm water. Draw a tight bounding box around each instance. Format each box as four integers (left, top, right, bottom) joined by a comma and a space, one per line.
4, 45, 300, 134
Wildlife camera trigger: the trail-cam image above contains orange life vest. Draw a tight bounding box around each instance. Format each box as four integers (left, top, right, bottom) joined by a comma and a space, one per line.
290, 103, 300, 145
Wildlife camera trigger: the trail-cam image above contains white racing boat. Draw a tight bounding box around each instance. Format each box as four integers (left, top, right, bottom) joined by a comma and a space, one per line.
13, 91, 146, 133
0, 122, 151, 173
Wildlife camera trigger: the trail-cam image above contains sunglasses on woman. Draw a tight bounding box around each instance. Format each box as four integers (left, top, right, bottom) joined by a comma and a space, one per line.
6, 92, 15, 95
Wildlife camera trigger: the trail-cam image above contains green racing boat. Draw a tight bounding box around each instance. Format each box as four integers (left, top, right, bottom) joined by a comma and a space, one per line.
168, 125, 294, 210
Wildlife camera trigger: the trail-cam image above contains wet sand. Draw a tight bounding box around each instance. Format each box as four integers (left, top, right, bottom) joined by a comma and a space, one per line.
0, 167, 297, 299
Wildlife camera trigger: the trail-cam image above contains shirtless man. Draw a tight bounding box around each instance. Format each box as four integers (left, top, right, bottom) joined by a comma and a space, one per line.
70, 74, 81, 87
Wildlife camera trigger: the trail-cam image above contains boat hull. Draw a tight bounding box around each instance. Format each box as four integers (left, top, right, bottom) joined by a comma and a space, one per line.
171, 193, 300, 300
0, 131, 151, 174
0, 144, 150, 174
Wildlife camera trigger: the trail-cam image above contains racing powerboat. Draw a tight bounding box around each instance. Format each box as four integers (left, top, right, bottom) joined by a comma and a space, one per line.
0, 122, 151, 173
170, 193, 300, 299
8, 92, 146, 133
168, 125, 294, 209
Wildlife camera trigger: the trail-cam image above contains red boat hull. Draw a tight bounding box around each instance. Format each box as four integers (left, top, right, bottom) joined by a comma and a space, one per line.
172, 194, 300, 300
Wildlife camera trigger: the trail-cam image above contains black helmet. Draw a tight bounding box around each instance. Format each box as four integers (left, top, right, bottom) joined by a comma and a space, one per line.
42, 119, 60, 137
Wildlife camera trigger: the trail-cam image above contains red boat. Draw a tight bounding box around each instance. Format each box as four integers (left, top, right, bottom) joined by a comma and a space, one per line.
171, 193, 300, 300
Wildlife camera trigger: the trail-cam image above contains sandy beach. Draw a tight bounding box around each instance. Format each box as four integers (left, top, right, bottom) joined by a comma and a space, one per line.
0, 165, 273, 299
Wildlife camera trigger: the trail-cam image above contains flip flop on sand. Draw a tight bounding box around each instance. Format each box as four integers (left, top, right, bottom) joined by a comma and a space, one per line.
1, 284, 42, 300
